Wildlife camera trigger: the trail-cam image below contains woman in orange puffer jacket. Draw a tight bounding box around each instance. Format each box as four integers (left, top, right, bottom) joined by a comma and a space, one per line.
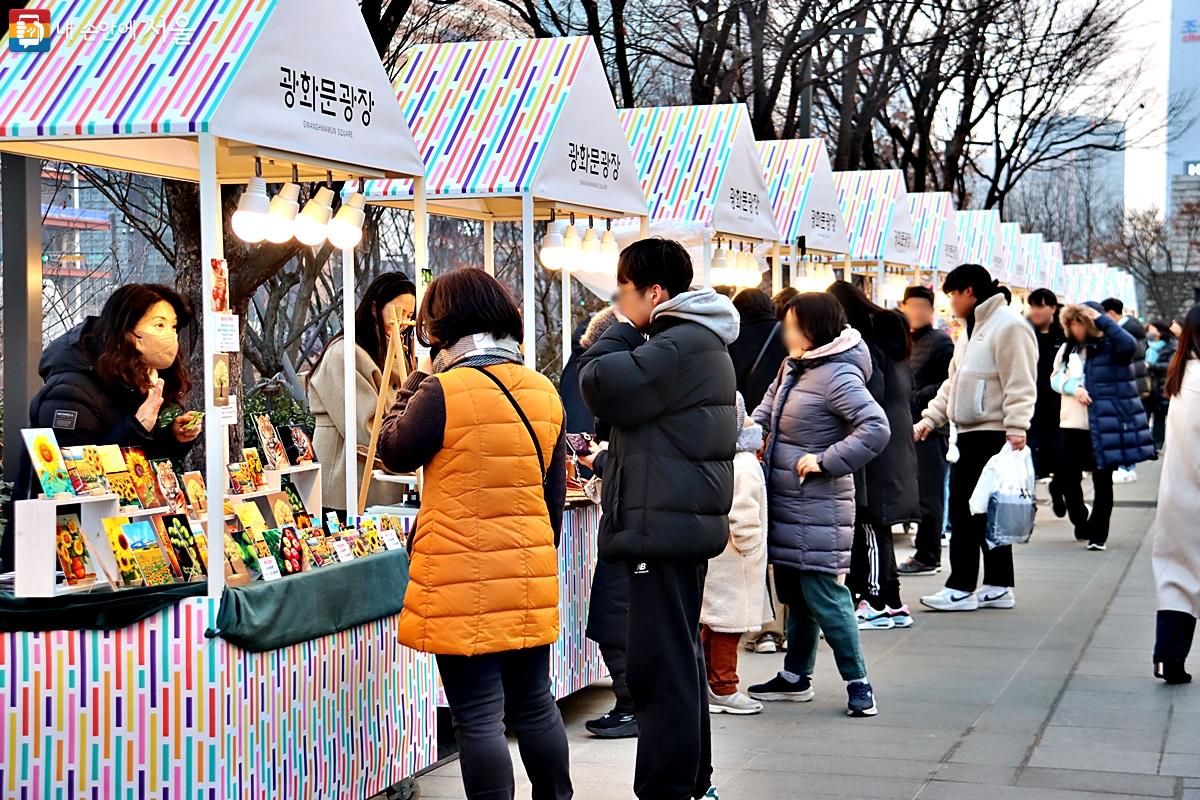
378, 268, 571, 800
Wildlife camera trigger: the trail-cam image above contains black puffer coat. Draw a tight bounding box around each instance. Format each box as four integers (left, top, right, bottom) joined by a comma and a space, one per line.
728, 309, 787, 412
859, 313, 920, 526
16, 319, 194, 500
580, 289, 739, 561
1121, 316, 1151, 399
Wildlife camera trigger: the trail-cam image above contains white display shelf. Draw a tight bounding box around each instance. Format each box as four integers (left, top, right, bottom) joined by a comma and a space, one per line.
372, 471, 418, 487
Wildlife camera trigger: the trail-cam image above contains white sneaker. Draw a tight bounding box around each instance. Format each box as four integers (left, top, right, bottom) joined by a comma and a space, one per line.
1113, 467, 1137, 484
856, 601, 896, 630
919, 587, 979, 612
977, 585, 1015, 609
708, 689, 763, 715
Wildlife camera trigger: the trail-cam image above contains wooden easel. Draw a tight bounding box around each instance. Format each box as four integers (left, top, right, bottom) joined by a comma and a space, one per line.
357, 316, 411, 514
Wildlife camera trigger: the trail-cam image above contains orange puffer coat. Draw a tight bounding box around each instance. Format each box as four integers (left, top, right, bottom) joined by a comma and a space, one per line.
395, 364, 565, 656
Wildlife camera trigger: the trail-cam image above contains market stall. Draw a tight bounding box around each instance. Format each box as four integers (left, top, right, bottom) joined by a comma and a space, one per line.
955, 210, 1006, 281
617, 104, 781, 289
1014, 231, 1044, 295
1038, 241, 1065, 295
0, 0, 440, 795
907, 191, 962, 290
758, 138, 850, 293
360, 35, 648, 373
831, 169, 918, 303
358, 35, 644, 699
999, 221, 1025, 307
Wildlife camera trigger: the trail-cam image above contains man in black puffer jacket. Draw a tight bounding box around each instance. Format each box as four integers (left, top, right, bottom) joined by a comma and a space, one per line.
1102, 298, 1150, 399
580, 238, 738, 800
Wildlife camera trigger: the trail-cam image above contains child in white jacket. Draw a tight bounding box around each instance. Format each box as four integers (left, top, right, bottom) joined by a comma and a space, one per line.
702, 393, 770, 715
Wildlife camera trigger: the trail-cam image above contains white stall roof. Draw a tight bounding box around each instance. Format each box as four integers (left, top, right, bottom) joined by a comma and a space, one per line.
1039, 241, 1064, 290
0, 0, 423, 182
998, 222, 1023, 283
832, 170, 917, 266
758, 139, 849, 254
907, 192, 961, 271
1014, 232, 1044, 290
360, 37, 647, 219
955, 210, 1006, 277
619, 104, 779, 242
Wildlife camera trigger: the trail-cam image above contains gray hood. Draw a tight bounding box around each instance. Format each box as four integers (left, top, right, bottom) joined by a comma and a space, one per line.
651, 288, 740, 345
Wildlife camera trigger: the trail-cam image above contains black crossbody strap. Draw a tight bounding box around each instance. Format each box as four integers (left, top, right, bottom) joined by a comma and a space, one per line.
747, 321, 781, 380
470, 366, 548, 486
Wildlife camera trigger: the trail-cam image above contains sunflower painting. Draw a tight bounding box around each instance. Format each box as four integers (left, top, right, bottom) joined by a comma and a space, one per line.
22, 429, 74, 497
54, 514, 94, 585
102, 516, 142, 586
123, 521, 174, 586
122, 448, 164, 508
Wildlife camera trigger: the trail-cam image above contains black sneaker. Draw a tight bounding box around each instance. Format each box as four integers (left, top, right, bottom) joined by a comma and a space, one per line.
584, 711, 638, 739
846, 681, 878, 717
897, 557, 940, 576
748, 673, 814, 702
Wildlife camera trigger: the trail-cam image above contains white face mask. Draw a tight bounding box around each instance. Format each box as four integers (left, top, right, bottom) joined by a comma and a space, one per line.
134, 327, 179, 369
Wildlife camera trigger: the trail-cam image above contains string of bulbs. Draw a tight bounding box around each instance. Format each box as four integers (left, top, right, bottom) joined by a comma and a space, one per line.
231, 158, 367, 249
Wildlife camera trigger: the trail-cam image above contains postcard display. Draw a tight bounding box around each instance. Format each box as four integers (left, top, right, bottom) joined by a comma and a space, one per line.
0, 1, 440, 797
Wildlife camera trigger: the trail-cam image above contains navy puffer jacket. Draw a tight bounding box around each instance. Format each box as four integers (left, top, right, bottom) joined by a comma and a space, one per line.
753, 328, 890, 575
1078, 303, 1155, 469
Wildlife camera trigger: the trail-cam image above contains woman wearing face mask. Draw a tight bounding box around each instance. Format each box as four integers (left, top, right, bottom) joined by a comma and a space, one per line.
308, 272, 417, 516
19, 284, 201, 498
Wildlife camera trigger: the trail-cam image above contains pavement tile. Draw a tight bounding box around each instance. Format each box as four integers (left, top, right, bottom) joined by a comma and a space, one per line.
1017, 766, 1178, 796
1161, 753, 1200, 778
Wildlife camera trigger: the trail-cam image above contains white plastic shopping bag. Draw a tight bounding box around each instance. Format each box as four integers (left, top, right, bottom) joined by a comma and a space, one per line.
968, 443, 1037, 548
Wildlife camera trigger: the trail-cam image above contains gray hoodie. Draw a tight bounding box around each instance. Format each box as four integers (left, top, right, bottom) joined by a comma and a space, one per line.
651, 288, 741, 346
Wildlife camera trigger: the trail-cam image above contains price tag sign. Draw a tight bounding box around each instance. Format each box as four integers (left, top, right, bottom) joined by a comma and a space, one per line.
331, 539, 355, 562
220, 395, 239, 426
259, 557, 283, 581
380, 529, 403, 551
216, 314, 240, 352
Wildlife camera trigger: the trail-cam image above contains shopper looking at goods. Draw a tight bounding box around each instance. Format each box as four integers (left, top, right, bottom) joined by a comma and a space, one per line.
746, 292, 889, 717
773, 286, 800, 320
576, 306, 645, 741
1145, 319, 1178, 453
1050, 303, 1154, 551
17, 284, 202, 506
579, 237, 738, 800
701, 393, 769, 716
377, 268, 572, 800
1151, 304, 1200, 684
828, 281, 919, 631
307, 272, 416, 517
728, 288, 788, 412
914, 264, 1037, 613
898, 285, 954, 577
1026, 289, 1066, 513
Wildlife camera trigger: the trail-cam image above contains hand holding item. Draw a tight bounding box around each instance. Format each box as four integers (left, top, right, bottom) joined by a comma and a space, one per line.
913, 421, 932, 442
1073, 386, 1092, 406
1006, 433, 1027, 451
173, 411, 204, 443
136, 379, 165, 432
796, 453, 821, 478
578, 450, 597, 470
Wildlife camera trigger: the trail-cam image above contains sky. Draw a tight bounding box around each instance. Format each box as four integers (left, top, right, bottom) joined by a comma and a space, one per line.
1122, 0, 1171, 212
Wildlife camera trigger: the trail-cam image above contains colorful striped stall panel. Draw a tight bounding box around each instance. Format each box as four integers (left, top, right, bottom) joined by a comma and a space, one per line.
956, 210, 1001, 273
618, 105, 742, 224
1016, 232, 1043, 289
998, 222, 1022, 283
0, 0, 276, 138
550, 504, 605, 699
758, 139, 821, 241
833, 170, 902, 262
363, 37, 590, 200
908, 192, 955, 270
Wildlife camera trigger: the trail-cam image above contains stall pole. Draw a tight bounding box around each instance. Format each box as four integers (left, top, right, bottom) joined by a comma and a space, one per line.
483, 218, 495, 276
413, 178, 429, 303
876, 261, 885, 304
789, 240, 799, 287
561, 271, 572, 372
640, 216, 650, 238
701, 229, 713, 288
521, 194, 536, 369
342, 246, 358, 514
197, 134, 226, 599
1, 155, 42, 495
771, 242, 783, 294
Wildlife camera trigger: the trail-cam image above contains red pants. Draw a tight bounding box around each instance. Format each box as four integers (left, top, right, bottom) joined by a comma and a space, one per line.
700, 626, 742, 696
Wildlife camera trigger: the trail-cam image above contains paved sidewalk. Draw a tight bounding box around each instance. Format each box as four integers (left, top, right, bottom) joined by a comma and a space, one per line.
417, 462, 1200, 799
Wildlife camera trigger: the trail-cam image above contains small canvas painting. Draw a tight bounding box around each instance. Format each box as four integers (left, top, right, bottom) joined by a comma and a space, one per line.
242, 448, 266, 488
280, 425, 316, 464
102, 516, 142, 587
183, 471, 208, 515
122, 448, 164, 509
160, 514, 205, 579
22, 428, 74, 497
254, 414, 290, 470
268, 493, 296, 528
54, 514, 95, 585
62, 446, 108, 495
106, 472, 143, 510
123, 520, 174, 586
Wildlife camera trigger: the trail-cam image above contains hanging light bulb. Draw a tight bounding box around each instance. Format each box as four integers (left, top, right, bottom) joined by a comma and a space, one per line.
264, 171, 301, 244
600, 223, 619, 272
294, 185, 335, 246
540, 219, 566, 270
560, 217, 581, 270
232, 176, 271, 243
579, 220, 600, 272
710, 241, 731, 287
328, 191, 366, 250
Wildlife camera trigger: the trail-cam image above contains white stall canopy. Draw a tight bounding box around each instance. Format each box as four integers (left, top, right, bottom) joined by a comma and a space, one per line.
758, 139, 849, 255
907, 192, 961, 274
998, 222, 1023, 284
1014, 232, 1045, 291
955, 210, 1006, 279
832, 170, 918, 267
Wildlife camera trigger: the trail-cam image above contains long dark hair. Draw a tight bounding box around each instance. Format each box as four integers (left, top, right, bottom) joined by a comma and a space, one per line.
826, 280, 912, 361
316, 272, 416, 372
1165, 304, 1200, 398
83, 284, 193, 401
416, 268, 523, 352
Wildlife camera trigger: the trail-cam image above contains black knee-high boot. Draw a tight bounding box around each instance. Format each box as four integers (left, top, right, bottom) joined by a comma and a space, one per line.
1154, 610, 1196, 684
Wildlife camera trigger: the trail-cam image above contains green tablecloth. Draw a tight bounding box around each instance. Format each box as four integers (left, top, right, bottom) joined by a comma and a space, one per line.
214, 549, 410, 651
